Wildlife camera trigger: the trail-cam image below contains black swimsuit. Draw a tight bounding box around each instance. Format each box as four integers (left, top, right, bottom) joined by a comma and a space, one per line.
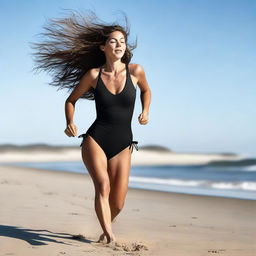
78, 63, 138, 160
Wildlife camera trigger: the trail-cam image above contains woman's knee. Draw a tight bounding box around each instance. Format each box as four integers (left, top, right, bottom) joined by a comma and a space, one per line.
110, 199, 125, 213
95, 180, 111, 198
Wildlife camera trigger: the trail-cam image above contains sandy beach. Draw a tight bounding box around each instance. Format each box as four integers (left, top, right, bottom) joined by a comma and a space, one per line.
1, 164, 256, 256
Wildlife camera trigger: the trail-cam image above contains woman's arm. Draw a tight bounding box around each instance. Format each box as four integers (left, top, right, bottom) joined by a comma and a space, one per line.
64, 69, 95, 137
134, 64, 152, 125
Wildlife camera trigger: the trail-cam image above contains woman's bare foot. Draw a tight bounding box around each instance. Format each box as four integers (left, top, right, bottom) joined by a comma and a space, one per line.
98, 232, 116, 244
106, 233, 116, 244
98, 233, 106, 243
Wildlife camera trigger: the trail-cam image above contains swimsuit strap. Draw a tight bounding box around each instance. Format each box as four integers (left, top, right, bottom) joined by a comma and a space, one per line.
99, 65, 103, 75
125, 63, 129, 75
96, 66, 103, 87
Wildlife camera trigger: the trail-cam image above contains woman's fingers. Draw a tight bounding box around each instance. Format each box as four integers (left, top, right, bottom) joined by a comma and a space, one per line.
138, 113, 149, 125
138, 114, 143, 121
64, 124, 78, 137
64, 128, 72, 137
140, 120, 148, 124
68, 124, 77, 136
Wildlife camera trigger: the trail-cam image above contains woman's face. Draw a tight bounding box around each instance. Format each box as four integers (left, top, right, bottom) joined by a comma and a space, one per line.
101, 31, 126, 60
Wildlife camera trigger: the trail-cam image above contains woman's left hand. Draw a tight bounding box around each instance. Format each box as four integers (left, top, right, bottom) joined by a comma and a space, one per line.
138, 111, 149, 125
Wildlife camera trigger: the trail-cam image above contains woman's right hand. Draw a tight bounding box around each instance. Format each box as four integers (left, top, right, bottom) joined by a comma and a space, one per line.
64, 123, 78, 137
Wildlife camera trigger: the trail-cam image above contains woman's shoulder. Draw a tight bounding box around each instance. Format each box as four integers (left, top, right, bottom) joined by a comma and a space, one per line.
128, 63, 145, 78
80, 67, 101, 89
88, 66, 101, 78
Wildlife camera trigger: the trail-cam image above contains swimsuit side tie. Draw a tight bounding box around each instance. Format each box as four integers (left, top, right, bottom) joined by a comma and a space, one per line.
129, 141, 139, 154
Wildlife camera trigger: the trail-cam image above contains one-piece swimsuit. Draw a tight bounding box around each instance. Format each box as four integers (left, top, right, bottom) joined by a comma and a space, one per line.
78, 63, 138, 160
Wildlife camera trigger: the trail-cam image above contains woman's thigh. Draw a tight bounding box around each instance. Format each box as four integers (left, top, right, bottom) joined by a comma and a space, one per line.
81, 135, 109, 188
107, 146, 132, 201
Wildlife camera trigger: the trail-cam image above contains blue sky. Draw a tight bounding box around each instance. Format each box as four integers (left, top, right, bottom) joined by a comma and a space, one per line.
1, 0, 255, 156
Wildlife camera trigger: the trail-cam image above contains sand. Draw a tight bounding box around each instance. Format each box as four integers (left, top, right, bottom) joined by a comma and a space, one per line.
0, 164, 256, 256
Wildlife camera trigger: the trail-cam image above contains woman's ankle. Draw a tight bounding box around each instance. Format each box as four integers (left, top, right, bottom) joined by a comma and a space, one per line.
105, 232, 116, 243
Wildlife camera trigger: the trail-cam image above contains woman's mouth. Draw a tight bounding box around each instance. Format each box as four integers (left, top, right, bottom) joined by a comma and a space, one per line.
115, 50, 122, 53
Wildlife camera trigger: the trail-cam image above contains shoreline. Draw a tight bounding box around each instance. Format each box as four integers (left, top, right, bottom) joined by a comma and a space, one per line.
2, 162, 256, 202
1, 164, 256, 255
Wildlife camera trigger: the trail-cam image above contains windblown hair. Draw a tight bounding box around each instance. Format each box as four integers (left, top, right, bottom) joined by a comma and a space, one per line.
31, 10, 137, 100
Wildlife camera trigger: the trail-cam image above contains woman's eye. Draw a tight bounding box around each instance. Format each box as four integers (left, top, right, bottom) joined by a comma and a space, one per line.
110, 41, 125, 44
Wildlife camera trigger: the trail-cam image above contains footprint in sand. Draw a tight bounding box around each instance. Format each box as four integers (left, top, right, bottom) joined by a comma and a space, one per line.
72, 234, 148, 253
108, 242, 148, 252
208, 249, 226, 254
43, 191, 58, 195
1, 180, 20, 185
82, 250, 95, 253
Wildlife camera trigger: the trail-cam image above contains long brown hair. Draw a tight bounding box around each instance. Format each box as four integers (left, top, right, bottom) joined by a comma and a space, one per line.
31, 10, 137, 100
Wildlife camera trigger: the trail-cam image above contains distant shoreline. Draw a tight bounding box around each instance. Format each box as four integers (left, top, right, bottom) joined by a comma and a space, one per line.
0, 144, 252, 166
0, 143, 241, 155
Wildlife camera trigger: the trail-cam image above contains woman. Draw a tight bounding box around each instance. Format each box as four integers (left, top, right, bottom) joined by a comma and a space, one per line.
32, 10, 151, 244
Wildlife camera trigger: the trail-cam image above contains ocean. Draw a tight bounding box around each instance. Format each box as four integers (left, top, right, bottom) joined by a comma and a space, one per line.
7, 161, 256, 201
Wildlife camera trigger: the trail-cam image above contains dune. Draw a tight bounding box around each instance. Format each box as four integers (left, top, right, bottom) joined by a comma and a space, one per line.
0, 144, 248, 166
